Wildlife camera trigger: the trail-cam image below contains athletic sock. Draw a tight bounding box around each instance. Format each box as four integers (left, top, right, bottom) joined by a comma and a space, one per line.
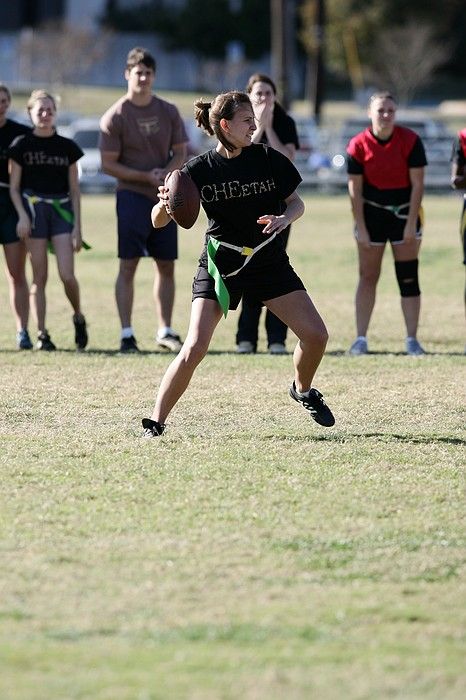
121, 327, 134, 339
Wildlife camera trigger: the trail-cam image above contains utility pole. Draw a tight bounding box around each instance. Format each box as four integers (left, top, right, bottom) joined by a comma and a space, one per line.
270, 0, 294, 109
312, 0, 325, 124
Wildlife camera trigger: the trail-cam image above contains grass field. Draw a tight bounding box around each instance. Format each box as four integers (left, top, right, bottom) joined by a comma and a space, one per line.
0, 193, 465, 699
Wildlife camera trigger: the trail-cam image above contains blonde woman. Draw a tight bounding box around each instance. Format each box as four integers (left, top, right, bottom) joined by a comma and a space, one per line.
9, 90, 88, 351
347, 91, 427, 356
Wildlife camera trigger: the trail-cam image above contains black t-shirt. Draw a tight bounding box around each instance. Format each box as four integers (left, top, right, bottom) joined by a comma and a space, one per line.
183, 144, 302, 273
9, 132, 83, 194
0, 119, 31, 185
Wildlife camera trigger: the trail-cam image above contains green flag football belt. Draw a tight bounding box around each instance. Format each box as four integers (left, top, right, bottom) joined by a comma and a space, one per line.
206, 231, 278, 318
23, 193, 91, 252
24, 192, 74, 227
363, 198, 411, 220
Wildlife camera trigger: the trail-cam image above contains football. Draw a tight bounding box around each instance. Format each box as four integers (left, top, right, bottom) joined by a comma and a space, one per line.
165, 170, 200, 229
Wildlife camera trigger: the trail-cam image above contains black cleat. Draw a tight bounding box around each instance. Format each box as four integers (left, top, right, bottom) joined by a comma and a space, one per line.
120, 335, 140, 353
73, 315, 88, 350
289, 381, 335, 427
36, 331, 56, 351
142, 418, 166, 438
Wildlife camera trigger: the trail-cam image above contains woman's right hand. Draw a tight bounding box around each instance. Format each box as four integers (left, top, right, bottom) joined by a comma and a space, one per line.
151, 186, 172, 229
157, 181, 171, 214
16, 214, 31, 240
356, 227, 372, 250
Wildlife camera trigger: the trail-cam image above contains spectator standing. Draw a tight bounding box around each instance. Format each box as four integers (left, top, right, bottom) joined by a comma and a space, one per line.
9, 90, 88, 351
346, 91, 427, 356
99, 47, 189, 353
450, 127, 466, 350
0, 84, 32, 349
235, 73, 300, 355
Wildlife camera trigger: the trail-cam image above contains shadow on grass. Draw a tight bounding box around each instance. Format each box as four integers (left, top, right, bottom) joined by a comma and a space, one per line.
267, 432, 466, 446
1, 348, 464, 357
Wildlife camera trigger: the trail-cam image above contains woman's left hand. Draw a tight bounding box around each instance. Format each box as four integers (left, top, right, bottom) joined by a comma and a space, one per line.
257, 214, 290, 235
403, 222, 417, 242
72, 227, 82, 252
254, 101, 273, 128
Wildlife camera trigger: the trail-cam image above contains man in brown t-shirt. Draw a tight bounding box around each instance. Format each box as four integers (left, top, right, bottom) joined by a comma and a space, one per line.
100, 47, 188, 353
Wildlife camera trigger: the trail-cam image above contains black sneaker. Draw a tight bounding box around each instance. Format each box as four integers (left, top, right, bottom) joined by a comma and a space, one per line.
120, 335, 140, 353
142, 418, 166, 438
36, 331, 56, 351
73, 314, 88, 350
289, 381, 335, 427
156, 330, 182, 352
16, 329, 33, 350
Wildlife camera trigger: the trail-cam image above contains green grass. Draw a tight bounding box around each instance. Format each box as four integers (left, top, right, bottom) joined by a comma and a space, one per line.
0, 194, 465, 699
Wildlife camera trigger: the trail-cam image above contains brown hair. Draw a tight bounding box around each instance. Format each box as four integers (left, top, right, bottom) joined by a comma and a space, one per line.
126, 47, 156, 72
368, 91, 397, 106
194, 91, 252, 152
246, 73, 277, 96
0, 83, 11, 102
27, 90, 57, 113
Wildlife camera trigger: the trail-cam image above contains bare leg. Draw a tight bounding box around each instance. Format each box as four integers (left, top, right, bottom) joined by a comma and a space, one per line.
52, 234, 82, 315
116, 258, 139, 328
265, 290, 328, 392
354, 243, 385, 337
391, 238, 422, 338
3, 240, 29, 331
153, 258, 175, 328
27, 238, 49, 333
151, 298, 223, 424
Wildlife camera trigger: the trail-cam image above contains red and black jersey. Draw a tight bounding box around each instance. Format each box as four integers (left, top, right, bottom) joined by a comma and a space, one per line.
451, 128, 466, 167
459, 129, 466, 158
347, 126, 427, 205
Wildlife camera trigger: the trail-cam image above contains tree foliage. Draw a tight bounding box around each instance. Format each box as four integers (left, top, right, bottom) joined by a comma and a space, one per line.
299, 0, 464, 97
101, 0, 270, 60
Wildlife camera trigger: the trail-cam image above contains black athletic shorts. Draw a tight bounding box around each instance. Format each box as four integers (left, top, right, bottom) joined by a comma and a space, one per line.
192, 257, 306, 311
356, 202, 423, 246
461, 195, 466, 265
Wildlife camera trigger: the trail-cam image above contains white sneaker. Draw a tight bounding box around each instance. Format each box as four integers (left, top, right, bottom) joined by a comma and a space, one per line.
268, 342, 287, 355
348, 337, 368, 355
156, 330, 182, 352
236, 340, 255, 354
406, 337, 426, 356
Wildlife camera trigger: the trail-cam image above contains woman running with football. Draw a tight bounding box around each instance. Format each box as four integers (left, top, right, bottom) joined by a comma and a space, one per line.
142, 90, 335, 437
347, 91, 427, 356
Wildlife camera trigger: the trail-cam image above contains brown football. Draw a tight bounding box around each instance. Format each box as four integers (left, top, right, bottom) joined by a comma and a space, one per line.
165, 170, 200, 229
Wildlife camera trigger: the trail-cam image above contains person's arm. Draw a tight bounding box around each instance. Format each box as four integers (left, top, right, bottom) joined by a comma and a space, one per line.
68, 162, 82, 252
101, 150, 162, 188
161, 142, 188, 178
403, 167, 424, 241
101, 142, 188, 189
348, 173, 371, 249
257, 190, 304, 235
8, 160, 31, 240
151, 182, 172, 229
451, 161, 466, 190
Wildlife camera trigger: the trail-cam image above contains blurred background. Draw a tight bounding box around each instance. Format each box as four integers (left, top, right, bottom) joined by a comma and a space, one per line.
2, 0, 464, 192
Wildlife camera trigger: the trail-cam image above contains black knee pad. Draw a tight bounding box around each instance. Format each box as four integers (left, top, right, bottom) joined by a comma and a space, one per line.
395, 259, 420, 297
